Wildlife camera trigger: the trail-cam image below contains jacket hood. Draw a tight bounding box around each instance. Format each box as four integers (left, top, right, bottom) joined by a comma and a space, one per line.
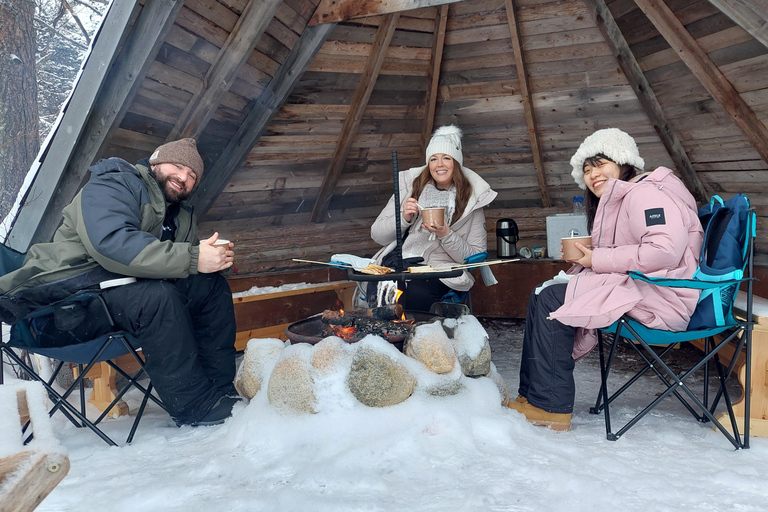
602, 167, 696, 210
90, 157, 141, 177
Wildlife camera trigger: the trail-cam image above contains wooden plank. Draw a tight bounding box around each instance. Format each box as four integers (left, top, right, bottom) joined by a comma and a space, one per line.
233, 281, 356, 304
707, 0, 768, 50
310, 0, 462, 25
505, 0, 549, 207
190, 23, 336, 215
6, 0, 141, 251
167, 0, 282, 141
582, 0, 709, 203
422, 5, 449, 154
635, 0, 768, 167
310, 14, 400, 222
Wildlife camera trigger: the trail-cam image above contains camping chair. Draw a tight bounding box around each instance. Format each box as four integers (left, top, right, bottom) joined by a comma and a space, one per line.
0, 245, 165, 447
589, 195, 756, 450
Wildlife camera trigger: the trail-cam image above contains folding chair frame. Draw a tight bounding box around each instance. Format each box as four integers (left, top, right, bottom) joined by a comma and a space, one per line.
1, 331, 166, 447
589, 208, 756, 450
590, 318, 751, 449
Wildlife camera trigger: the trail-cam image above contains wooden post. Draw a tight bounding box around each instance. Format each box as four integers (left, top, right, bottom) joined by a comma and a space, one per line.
310, 0, 464, 25
310, 14, 400, 223
505, 0, 550, 207
583, 0, 709, 203
635, 0, 768, 167
422, 5, 449, 155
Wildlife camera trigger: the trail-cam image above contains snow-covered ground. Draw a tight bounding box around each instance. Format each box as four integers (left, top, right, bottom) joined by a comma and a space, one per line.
5, 318, 767, 512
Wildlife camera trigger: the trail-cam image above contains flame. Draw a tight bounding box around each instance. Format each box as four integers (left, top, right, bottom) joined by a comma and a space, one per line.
330, 325, 357, 338
395, 289, 403, 303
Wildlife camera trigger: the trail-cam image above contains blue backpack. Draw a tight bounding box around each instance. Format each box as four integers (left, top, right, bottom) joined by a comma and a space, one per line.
686, 194, 754, 330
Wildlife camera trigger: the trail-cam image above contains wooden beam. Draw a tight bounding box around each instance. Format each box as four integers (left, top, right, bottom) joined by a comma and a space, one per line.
310, 14, 399, 223
5, 0, 145, 251
634, 0, 768, 166
190, 24, 336, 216
421, 5, 449, 155
583, 0, 709, 203
166, 0, 283, 141
505, 0, 550, 207
310, 0, 462, 25
707, 0, 768, 50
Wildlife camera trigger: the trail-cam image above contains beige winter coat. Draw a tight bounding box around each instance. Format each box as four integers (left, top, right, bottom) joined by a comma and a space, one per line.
371, 165, 497, 291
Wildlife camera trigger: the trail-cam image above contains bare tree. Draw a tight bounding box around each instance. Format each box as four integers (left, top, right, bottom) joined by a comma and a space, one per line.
0, 0, 39, 224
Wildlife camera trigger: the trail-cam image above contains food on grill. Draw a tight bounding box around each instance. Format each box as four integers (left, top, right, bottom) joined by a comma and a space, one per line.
407, 266, 436, 273
359, 263, 393, 275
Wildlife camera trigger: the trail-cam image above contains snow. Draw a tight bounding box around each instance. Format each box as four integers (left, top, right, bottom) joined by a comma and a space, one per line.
232, 281, 345, 299
3, 318, 767, 511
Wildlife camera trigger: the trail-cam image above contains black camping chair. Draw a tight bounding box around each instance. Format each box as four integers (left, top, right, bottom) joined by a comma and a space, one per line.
590, 198, 756, 450
0, 245, 165, 446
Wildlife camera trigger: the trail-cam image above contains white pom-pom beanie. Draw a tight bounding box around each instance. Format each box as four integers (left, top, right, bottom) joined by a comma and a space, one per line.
425, 125, 463, 166
569, 128, 645, 189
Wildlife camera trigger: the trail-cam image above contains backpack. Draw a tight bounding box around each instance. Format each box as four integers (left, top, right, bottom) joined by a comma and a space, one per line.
687, 194, 754, 330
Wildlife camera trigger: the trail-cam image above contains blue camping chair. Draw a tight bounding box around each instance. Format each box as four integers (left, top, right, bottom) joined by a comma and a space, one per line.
590, 195, 756, 449
0, 245, 165, 446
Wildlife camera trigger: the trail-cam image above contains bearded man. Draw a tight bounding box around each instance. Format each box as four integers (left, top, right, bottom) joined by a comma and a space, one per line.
0, 138, 242, 427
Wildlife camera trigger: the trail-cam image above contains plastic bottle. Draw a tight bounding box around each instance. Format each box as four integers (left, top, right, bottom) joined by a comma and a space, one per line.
573, 196, 585, 215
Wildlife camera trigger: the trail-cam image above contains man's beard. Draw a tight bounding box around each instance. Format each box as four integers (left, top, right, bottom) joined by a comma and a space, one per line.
152, 171, 190, 203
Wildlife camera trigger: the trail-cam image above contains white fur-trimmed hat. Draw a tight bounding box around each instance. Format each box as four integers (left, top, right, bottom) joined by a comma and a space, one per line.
426, 125, 463, 166
569, 128, 645, 189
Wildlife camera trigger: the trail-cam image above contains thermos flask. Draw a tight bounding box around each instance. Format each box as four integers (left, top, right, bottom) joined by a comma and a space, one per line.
496, 218, 519, 258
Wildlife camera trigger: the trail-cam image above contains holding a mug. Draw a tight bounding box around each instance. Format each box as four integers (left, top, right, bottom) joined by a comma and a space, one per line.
509, 128, 704, 432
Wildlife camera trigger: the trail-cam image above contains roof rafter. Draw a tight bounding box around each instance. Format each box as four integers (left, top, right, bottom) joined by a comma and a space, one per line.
189, 23, 337, 216
310, 0, 462, 25
166, 0, 283, 141
310, 14, 400, 223
505, 0, 550, 207
634, 0, 768, 167
707, 0, 768, 50
421, 4, 449, 155
583, 0, 709, 203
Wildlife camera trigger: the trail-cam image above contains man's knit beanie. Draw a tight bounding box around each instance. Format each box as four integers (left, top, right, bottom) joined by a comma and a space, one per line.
425, 125, 464, 166
569, 128, 645, 190
149, 138, 204, 178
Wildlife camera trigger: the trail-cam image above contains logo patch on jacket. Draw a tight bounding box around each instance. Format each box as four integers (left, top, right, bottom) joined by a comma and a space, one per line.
645, 208, 666, 226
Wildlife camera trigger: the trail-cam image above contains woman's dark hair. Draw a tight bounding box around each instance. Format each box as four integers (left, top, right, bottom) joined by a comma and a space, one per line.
583, 154, 638, 232
411, 158, 472, 223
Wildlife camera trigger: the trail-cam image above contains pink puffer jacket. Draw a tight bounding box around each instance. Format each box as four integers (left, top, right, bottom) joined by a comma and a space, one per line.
549, 167, 704, 360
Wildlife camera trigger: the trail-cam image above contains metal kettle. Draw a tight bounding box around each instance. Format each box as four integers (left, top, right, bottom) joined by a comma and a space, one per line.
496, 218, 519, 258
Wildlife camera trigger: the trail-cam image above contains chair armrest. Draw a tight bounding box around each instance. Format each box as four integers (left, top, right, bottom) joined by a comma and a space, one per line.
628, 270, 748, 290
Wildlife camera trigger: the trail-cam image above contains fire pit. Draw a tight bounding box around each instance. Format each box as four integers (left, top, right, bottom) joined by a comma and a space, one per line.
285, 310, 438, 350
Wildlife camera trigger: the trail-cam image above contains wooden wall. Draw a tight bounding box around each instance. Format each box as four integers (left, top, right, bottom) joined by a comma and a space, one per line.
89, 0, 768, 276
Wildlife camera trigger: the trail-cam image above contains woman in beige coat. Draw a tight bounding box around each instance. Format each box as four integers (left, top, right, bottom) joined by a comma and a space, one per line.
371, 126, 497, 311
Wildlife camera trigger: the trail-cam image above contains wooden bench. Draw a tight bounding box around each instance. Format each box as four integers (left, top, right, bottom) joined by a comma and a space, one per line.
691, 291, 768, 437
0, 382, 70, 512
233, 280, 357, 351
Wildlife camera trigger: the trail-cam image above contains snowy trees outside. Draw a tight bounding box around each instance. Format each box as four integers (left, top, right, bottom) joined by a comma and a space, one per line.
0, 0, 107, 221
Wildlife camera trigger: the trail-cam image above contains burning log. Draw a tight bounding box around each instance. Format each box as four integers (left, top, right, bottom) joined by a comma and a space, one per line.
321, 304, 404, 323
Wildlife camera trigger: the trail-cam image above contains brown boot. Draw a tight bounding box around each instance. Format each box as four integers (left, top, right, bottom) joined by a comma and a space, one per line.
507, 401, 571, 431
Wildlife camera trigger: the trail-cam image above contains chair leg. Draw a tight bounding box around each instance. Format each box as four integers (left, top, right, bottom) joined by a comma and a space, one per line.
127, 382, 154, 444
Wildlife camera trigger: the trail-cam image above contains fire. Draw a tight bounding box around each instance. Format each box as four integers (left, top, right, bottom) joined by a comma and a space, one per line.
395, 289, 403, 303
330, 325, 357, 338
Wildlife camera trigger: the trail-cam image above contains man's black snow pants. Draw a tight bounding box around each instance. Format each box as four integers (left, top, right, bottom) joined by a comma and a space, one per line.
518, 283, 577, 414
76, 273, 236, 425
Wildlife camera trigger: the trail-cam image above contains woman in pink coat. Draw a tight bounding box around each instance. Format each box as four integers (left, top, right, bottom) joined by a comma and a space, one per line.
508, 128, 704, 431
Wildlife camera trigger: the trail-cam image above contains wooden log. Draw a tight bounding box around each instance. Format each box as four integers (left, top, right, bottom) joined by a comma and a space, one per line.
310, 0, 462, 25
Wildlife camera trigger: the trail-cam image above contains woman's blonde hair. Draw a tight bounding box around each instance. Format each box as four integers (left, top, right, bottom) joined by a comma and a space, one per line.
410, 158, 472, 223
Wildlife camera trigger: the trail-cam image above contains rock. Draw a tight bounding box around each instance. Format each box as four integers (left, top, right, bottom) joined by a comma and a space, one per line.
429, 302, 470, 319
425, 376, 464, 397
236, 338, 286, 399
486, 362, 510, 406
311, 336, 352, 375
348, 347, 416, 407
451, 315, 492, 377
267, 344, 317, 414
404, 321, 457, 374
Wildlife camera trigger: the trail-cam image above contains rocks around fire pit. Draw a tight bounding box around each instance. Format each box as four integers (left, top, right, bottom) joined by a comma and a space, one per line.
236, 314, 510, 413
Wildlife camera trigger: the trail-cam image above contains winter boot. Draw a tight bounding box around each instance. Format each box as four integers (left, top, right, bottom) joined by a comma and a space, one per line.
507, 401, 571, 431
191, 396, 244, 427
